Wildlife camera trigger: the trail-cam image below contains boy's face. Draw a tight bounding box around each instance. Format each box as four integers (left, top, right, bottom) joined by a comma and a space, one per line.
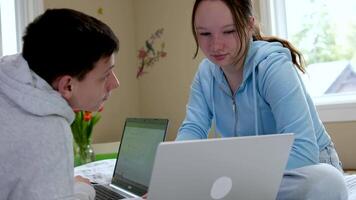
68, 54, 119, 111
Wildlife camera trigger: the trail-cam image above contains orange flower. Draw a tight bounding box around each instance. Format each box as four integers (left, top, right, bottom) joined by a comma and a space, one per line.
71, 109, 102, 150
83, 111, 92, 121
71, 109, 102, 166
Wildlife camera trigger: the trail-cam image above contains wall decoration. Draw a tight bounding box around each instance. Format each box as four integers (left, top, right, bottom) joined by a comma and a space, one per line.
97, 7, 103, 15
136, 28, 167, 78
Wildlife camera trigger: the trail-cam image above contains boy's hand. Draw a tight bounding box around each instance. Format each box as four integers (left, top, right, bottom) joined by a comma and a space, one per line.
74, 175, 91, 185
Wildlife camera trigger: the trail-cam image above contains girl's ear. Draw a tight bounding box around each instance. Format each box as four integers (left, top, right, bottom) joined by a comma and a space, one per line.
52, 75, 75, 101
248, 16, 255, 31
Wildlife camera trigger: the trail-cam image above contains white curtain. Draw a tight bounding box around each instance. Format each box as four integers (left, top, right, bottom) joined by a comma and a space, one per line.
256, 0, 287, 37
15, 0, 44, 52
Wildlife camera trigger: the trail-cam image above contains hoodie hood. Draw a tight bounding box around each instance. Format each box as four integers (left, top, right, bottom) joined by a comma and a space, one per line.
209, 40, 293, 135
242, 40, 292, 82
0, 54, 74, 123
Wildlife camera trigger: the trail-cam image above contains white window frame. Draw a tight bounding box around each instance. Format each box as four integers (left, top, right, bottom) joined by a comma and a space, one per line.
14, 0, 43, 52
0, 0, 43, 55
257, 0, 356, 122
0, 2, 3, 56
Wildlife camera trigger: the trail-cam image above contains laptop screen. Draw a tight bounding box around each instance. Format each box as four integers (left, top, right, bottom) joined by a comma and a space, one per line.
111, 118, 168, 196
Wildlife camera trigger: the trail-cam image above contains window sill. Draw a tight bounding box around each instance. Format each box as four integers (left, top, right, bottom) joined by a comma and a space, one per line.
314, 95, 356, 122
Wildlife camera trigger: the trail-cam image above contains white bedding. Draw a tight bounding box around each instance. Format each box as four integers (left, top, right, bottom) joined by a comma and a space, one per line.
75, 159, 356, 200
346, 174, 356, 200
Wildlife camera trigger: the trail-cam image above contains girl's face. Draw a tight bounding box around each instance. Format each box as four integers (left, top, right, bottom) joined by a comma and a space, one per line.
194, 0, 249, 68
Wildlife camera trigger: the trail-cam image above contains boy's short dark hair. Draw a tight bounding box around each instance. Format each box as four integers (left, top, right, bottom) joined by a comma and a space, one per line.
22, 8, 119, 84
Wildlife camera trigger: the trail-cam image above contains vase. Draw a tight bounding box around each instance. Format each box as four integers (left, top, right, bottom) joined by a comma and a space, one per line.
74, 143, 95, 166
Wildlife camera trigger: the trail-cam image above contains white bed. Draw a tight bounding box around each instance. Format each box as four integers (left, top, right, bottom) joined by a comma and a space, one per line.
345, 174, 356, 200
75, 159, 356, 200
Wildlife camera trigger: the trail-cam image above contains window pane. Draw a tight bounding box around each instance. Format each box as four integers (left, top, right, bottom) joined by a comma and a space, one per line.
284, 0, 356, 98
0, 0, 18, 56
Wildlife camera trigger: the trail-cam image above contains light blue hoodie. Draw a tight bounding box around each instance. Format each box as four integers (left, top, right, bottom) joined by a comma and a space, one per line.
177, 40, 331, 170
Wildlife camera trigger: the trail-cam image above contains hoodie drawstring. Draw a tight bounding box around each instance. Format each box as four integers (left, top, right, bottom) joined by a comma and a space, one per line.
211, 77, 219, 138
252, 67, 259, 135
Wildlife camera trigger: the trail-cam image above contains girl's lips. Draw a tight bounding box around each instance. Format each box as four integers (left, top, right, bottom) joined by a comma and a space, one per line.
212, 54, 227, 61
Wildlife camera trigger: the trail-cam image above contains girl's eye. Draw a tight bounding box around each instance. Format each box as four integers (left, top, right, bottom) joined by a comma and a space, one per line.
199, 32, 211, 36
224, 30, 236, 34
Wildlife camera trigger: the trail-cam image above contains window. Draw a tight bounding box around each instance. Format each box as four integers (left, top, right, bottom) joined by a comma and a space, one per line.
0, 0, 43, 56
259, 0, 356, 122
0, 0, 17, 56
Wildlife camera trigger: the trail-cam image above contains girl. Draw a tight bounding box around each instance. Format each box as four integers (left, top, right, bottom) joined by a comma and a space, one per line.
177, 0, 348, 199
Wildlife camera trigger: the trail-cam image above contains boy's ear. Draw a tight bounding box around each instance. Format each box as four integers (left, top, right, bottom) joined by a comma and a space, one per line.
52, 75, 74, 101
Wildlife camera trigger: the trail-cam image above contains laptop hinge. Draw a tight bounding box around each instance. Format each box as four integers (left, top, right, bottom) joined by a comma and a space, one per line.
109, 184, 140, 198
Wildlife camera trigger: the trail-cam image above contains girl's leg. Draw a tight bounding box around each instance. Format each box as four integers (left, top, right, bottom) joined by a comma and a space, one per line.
277, 163, 348, 200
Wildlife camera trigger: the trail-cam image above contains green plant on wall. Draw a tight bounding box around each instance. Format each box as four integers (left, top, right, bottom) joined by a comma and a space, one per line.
136, 28, 167, 78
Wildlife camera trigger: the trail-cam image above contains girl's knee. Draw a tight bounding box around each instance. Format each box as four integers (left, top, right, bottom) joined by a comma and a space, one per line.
298, 163, 348, 200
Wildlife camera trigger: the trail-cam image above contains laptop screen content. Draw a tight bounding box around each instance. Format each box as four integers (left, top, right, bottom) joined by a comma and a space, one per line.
111, 118, 168, 196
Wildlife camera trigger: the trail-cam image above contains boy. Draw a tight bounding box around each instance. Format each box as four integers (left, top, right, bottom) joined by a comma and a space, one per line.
0, 8, 119, 200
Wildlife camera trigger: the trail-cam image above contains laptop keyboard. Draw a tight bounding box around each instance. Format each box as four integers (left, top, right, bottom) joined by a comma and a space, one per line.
94, 184, 126, 200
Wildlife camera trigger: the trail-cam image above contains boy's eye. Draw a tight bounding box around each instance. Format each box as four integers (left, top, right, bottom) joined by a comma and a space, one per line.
102, 73, 110, 80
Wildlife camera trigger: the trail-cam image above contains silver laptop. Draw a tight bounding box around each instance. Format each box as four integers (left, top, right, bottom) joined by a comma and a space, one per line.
94, 118, 168, 200
148, 133, 294, 200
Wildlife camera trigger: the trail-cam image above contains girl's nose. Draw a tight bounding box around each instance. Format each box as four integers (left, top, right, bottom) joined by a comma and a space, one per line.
210, 36, 224, 52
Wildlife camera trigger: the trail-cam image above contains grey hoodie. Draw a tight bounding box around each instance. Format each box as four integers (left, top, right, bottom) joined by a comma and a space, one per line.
0, 54, 95, 200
